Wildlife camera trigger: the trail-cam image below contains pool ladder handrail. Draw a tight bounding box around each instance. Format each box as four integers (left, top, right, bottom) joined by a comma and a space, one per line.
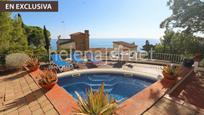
72, 73, 81, 77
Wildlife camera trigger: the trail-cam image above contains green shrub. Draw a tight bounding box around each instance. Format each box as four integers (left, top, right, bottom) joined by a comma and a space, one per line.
33, 47, 49, 62
5, 53, 30, 68
35, 55, 49, 62
75, 82, 118, 115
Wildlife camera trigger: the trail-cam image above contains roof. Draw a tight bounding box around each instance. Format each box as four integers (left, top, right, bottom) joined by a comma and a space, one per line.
113, 41, 137, 48
57, 39, 74, 45
70, 32, 85, 36
90, 48, 113, 52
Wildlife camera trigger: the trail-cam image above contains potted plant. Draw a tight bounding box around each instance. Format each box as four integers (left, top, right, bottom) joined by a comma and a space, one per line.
182, 55, 194, 67
38, 70, 58, 90
162, 64, 179, 80
25, 58, 40, 72
75, 82, 118, 115
194, 52, 203, 62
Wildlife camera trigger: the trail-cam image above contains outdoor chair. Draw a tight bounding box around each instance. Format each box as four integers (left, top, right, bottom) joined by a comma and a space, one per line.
86, 52, 102, 64
72, 52, 85, 63
51, 54, 73, 72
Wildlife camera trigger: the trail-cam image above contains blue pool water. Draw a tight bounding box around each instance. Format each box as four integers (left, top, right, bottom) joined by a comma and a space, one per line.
58, 73, 155, 102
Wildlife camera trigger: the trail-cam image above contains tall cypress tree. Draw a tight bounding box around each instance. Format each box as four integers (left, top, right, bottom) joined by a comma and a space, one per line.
43, 25, 50, 60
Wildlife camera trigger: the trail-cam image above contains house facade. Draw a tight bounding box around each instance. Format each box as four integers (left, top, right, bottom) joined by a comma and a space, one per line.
113, 41, 137, 52
57, 30, 89, 51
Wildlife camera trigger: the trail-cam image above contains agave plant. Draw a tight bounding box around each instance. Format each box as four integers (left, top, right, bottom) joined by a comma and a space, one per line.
39, 69, 58, 85
75, 82, 118, 115
25, 58, 39, 71
162, 64, 179, 76
162, 64, 180, 80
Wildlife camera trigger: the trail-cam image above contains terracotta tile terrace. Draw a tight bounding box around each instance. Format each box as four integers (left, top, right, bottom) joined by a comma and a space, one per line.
0, 71, 59, 115
143, 70, 204, 115
0, 62, 204, 115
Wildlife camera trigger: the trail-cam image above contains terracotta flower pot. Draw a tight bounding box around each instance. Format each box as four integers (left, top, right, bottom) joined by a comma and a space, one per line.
182, 59, 194, 67
39, 79, 58, 90
194, 53, 202, 62
162, 71, 177, 80
27, 64, 40, 72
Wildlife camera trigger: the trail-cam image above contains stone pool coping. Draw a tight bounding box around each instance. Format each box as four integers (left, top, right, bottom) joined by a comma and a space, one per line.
57, 68, 159, 81
28, 67, 193, 115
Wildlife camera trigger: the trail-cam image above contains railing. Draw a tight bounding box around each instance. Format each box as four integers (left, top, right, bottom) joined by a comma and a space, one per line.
109, 52, 184, 64
0, 52, 186, 66
99, 52, 184, 64
152, 53, 184, 64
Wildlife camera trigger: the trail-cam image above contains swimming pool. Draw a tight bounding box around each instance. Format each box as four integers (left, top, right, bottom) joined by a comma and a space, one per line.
58, 73, 156, 102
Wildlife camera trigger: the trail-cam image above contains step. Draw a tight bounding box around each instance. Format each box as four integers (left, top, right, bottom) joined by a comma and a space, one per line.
91, 85, 113, 92
88, 80, 113, 85
88, 76, 115, 82
92, 88, 113, 93
89, 83, 113, 87
62, 82, 89, 88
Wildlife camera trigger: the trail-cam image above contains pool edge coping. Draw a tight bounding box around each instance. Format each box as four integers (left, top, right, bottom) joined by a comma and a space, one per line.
57, 68, 160, 81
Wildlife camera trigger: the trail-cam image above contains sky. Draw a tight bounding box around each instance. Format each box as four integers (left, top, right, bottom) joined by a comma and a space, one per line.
13, 0, 172, 39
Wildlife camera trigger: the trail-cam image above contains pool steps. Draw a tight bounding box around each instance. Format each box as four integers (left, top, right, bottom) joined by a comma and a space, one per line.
88, 75, 115, 81
88, 77, 115, 82
58, 72, 156, 102
92, 89, 113, 92
62, 83, 114, 93
62, 75, 152, 93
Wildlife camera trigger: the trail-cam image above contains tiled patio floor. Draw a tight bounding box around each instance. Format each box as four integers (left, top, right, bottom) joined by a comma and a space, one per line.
143, 71, 204, 115
143, 97, 199, 115
170, 72, 204, 109
0, 71, 59, 115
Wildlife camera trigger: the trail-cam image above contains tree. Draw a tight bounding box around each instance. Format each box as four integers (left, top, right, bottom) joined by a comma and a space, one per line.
142, 40, 154, 53
160, 0, 204, 34
9, 14, 28, 53
161, 30, 174, 53
43, 25, 50, 60
0, 12, 12, 54
24, 25, 51, 61
25, 26, 50, 48
0, 11, 52, 64
155, 31, 204, 55
25, 26, 44, 47
142, 40, 154, 58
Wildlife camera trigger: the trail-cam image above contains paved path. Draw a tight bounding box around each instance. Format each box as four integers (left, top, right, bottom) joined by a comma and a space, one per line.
0, 71, 59, 115
99, 62, 163, 78
143, 97, 199, 115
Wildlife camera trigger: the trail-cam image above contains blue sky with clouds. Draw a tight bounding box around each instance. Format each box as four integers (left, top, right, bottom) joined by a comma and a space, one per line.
14, 0, 171, 39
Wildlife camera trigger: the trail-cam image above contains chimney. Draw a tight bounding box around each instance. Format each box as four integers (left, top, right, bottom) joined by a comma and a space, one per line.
132, 42, 135, 45
57, 35, 61, 40
84, 30, 89, 50
84, 30, 89, 35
